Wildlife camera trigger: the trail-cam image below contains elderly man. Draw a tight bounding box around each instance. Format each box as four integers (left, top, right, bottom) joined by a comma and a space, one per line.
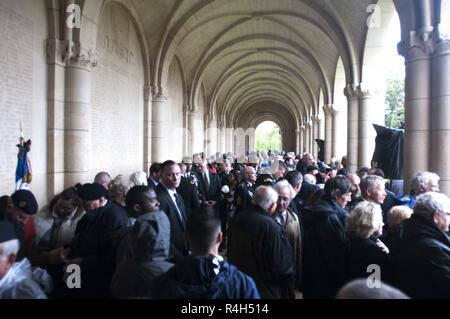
273, 180, 302, 296
0, 221, 47, 299
234, 165, 257, 213
228, 186, 294, 299
94, 171, 112, 190
197, 159, 221, 202
392, 192, 450, 298
402, 171, 440, 208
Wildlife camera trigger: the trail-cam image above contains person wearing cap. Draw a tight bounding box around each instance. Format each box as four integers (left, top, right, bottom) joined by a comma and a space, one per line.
2, 190, 38, 260
0, 221, 47, 299
63, 182, 127, 298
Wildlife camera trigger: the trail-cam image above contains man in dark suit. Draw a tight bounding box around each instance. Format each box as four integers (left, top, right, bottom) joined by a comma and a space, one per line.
147, 162, 162, 189
197, 160, 222, 203
234, 166, 256, 214
156, 160, 189, 260
219, 159, 232, 186
177, 175, 200, 217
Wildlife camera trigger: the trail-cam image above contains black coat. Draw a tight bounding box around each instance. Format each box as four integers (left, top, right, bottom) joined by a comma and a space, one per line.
392, 214, 450, 298
347, 236, 391, 283
228, 205, 295, 299
197, 172, 222, 202
302, 198, 349, 299
70, 200, 127, 297
177, 177, 200, 217
234, 182, 255, 213
155, 184, 189, 260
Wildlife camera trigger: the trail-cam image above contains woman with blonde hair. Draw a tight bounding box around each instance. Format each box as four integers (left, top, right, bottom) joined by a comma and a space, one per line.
346, 201, 391, 282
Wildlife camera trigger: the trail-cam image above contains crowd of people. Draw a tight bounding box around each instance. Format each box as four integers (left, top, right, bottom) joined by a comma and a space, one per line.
0, 150, 449, 299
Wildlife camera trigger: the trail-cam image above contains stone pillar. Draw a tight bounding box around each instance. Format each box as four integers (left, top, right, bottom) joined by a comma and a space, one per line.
300, 126, 305, 154
46, 39, 67, 198
63, 43, 97, 187
344, 85, 360, 173
188, 110, 200, 155
151, 90, 168, 162
295, 129, 301, 154
398, 36, 432, 191
323, 105, 333, 163
313, 116, 321, 160
226, 127, 234, 154
206, 117, 217, 157
219, 123, 226, 154
143, 86, 152, 172
305, 121, 312, 153
357, 88, 384, 168
431, 39, 450, 195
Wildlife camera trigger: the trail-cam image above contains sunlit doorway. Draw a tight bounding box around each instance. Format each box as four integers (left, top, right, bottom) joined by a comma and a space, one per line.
255, 121, 282, 152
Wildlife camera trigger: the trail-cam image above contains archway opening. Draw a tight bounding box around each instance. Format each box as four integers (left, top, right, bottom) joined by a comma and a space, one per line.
255, 121, 282, 152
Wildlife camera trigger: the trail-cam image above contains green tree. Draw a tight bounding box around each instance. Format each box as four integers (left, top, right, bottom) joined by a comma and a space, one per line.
385, 79, 405, 128
255, 122, 282, 151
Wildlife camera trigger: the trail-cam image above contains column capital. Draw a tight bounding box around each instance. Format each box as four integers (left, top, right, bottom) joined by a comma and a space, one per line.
295, 128, 301, 134
358, 85, 381, 99
397, 30, 441, 61
46, 39, 97, 69
151, 85, 168, 101
300, 125, 305, 131
433, 39, 450, 57
343, 84, 360, 100
322, 104, 333, 116
313, 115, 321, 123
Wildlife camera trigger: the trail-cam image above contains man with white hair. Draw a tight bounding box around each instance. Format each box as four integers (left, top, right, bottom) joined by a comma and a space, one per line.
228, 186, 295, 298
274, 180, 302, 296
0, 221, 47, 298
392, 192, 450, 298
402, 171, 440, 208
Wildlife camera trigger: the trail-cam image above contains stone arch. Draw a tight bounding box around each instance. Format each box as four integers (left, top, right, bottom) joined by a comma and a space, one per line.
80, 0, 151, 87
90, 1, 146, 177
155, 0, 360, 108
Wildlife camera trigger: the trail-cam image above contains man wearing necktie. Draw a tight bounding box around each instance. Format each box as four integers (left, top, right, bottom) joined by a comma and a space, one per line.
156, 160, 189, 260
198, 160, 221, 203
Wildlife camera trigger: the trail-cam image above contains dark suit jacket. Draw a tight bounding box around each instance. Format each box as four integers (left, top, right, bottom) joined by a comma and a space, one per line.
147, 178, 158, 190
156, 184, 189, 260
178, 177, 200, 217
197, 172, 222, 202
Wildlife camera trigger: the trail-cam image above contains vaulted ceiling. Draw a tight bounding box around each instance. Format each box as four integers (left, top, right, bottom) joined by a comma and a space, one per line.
129, 0, 378, 127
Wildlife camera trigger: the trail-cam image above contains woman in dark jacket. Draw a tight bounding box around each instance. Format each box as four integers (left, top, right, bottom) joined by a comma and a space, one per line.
346, 201, 391, 283
392, 192, 450, 298
302, 175, 353, 299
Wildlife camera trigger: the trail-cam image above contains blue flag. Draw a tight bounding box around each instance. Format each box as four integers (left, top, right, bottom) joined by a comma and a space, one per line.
15, 137, 32, 190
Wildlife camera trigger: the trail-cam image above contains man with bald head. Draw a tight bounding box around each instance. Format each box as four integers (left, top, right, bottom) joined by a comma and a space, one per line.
234, 165, 257, 213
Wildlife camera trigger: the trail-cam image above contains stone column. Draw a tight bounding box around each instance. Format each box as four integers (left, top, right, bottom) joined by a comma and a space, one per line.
344, 85, 360, 173
206, 116, 217, 157
143, 86, 152, 172
398, 36, 432, 191
46, 39, 67, 198
63, 43, 97, 187
313, 116, 321, 160
188, 109, 200, 155
305, 121, 312, 153
300, 126, 305, 154
295, 129, 301, 154
151, 90, 168, 162
323, 105, 333, 163
226, 127, 234, 154
219, 123, 226, 154
357, 89, 383, 168
431, 39, 450, 195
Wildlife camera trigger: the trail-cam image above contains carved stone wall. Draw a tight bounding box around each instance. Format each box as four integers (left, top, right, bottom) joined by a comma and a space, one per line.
91, 2, 144, 178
